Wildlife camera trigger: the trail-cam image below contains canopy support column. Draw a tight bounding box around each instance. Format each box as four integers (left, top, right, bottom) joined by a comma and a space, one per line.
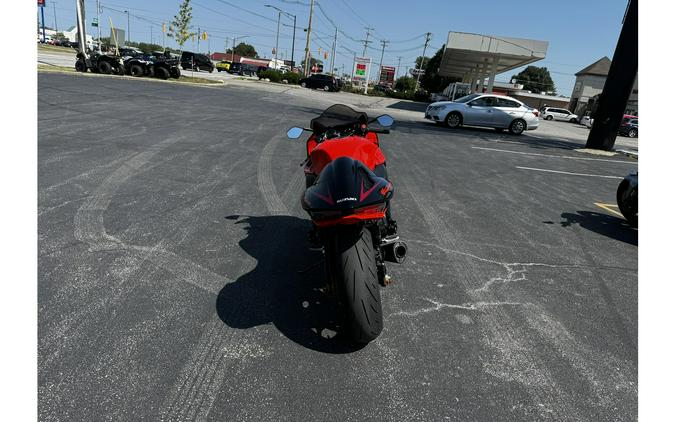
486, 55, 499, 93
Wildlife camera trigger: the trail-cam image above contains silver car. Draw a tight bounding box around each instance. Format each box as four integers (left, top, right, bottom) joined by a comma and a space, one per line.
424, 93, 540, 135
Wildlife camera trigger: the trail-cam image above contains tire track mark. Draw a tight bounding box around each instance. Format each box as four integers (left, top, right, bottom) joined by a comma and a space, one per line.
161, 118, 290, 421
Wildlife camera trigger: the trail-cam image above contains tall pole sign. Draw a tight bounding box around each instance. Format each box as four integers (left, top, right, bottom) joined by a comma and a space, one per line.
38, 0, 46, 43
353, 57, 372, 94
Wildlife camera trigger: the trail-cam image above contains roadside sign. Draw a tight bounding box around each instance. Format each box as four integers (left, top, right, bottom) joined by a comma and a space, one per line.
379, 65, 395, 86
353, 57, 372, 94
92, 17, 98, 27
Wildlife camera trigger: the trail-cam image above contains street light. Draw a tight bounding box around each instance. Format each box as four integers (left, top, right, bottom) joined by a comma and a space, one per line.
265, 5, 296, 69
124, 10, 129, 43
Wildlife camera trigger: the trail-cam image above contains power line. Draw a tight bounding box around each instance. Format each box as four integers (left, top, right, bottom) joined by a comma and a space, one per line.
213, 0, 277, 23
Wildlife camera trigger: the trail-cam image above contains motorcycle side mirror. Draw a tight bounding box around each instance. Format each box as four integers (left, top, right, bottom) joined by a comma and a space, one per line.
286, 127, 304, 139
375, 114, 394, 127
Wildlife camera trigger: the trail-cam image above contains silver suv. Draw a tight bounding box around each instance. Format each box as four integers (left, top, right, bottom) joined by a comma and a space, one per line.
541, 107, 578, 123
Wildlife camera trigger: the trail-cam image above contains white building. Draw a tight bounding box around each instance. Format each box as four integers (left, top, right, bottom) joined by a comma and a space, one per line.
62, 25, 94, 48
569, 57, 638, 116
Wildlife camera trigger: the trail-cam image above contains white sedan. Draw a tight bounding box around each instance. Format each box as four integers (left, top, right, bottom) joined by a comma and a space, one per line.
424, 94, 540, 135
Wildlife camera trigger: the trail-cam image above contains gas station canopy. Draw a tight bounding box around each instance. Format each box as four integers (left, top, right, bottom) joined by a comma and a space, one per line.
438, 32, 548, 84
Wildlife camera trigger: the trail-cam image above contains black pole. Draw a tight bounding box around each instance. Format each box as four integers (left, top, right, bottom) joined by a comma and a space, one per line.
586, 0, 638, 150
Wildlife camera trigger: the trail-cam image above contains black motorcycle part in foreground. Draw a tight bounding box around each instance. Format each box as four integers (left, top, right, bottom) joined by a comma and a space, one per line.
325, 225, 383, 343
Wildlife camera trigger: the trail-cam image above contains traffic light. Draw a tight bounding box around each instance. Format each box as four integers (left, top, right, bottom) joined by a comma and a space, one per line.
162, 22, 166, 33
202, 31, 208, 41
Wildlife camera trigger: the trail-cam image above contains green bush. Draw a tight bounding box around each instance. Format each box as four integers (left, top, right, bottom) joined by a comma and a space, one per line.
282, 72, 301, 84
257, 69, 283, 82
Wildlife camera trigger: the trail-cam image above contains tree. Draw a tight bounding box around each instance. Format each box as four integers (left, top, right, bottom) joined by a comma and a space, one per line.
511, 66, 557, 94
419, 45, 461, 93
394, 76, 416, 92
226, 42, 258, 58
167, 0, 195, 52
126, 41, 164, 54
415, 56, 431, 70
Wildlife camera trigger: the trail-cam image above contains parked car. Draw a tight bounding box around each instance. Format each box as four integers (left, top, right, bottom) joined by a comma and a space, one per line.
299, 74, 340, 92
580, 115, 593, 128
180, 51, 214, 72
373, 84, 394, 93
228, 62, 257, 76
618, 118, 638, 138
541, 107, 578, 123
216, 60, 231, 72
430, 93, 450, 102
424, 93, 540, 135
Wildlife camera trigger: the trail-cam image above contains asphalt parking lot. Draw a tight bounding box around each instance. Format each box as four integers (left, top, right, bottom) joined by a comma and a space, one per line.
38, 72, 637, 421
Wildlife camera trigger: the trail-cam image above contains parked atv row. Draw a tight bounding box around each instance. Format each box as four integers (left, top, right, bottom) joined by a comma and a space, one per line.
74, 49, 181, 80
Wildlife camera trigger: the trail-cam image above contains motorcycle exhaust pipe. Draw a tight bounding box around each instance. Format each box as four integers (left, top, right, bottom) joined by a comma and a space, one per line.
383, 241, 407, 264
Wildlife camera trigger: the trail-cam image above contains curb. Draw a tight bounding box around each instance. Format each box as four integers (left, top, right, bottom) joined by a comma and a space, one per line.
38, 67, 226, 88
615, 149, 639, 159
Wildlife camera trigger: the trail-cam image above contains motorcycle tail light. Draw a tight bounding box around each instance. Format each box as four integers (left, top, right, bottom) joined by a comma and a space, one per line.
354, 202, 387, 216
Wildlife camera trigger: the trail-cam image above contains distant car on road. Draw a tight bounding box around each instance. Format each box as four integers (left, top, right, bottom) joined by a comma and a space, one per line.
228, 62, 257, 76
618, 118, 638, 138
216, 61, 231, 72
425, 93, 540, 135
580, 115, 593, 128
541, 107, 578, 123
299, 74, 340, 92
180, 51, 214, 72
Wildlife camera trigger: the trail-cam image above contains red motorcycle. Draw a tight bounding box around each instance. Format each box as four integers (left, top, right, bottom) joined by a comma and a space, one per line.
287, 104, 406, 343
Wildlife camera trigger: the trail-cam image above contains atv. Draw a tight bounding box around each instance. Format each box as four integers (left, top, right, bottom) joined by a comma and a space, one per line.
75, 51, 125, 75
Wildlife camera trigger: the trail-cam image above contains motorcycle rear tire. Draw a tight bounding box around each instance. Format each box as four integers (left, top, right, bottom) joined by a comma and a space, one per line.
617, 180, 638, 227
333, 226, 383, 343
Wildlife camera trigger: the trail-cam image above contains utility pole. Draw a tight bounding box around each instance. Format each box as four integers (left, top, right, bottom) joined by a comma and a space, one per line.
377, 39, 388, 83
52, 1, 58, 32
330, 27, 337, 75
303, 0, 315, 76
197, 26, 200, 53
290, 14, 296, 68
586, 0, 638, 150
361, 26, 374, 57
415, 32, 432, 91
396, 56, 402, 80
224, 37, 228, 57
274, 10, 281, 67
150, 25, 153, 45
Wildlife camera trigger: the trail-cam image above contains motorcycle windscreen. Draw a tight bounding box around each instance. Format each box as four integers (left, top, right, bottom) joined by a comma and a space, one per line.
302, 156, 392, 214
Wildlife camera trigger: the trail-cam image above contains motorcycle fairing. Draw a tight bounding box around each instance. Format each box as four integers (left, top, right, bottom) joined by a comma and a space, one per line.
307, 135, 386, 175
302, 156, 393, 226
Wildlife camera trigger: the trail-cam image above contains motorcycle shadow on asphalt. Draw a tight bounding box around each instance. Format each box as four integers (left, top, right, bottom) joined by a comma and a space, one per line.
554, 211, 637, 246
216, 214, 367, 354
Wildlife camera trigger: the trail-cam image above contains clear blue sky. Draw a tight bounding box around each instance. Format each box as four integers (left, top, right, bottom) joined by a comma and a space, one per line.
42, 0, 629, 96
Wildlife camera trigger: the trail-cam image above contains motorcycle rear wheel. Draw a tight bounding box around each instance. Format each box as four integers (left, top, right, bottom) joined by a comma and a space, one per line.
617, 180, 638, 227
330, 225, 383, 343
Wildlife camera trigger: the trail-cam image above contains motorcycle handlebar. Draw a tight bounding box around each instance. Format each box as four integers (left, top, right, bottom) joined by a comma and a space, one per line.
369, 128, 390, 134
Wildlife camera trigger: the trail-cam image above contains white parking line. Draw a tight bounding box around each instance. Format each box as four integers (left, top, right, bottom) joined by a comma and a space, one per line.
473, 146, 634, 164
515, 166, 623, 179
